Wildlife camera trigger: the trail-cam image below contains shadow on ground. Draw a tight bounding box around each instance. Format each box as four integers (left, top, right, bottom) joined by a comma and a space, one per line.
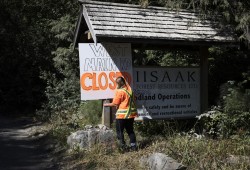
0, 115, 58, 170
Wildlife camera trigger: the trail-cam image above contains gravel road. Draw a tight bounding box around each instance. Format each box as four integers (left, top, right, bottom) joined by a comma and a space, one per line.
0, 115, 58, 170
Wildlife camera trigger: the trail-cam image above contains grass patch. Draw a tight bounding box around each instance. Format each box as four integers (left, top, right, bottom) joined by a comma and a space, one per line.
60, 134, 250, 170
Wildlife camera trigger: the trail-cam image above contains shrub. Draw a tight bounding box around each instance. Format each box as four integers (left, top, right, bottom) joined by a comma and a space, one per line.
196, 76, 250, 138
196, 108, 250, 138
77, 100, 102, 125
135, 119, 196, 137
223, 82, 250, 114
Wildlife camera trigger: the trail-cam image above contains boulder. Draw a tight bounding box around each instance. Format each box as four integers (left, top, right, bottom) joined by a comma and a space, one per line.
140, 152, 187, 170
67, 125, 114, 150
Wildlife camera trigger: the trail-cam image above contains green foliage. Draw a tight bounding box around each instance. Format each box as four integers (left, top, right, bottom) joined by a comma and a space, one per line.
196, 72, 250, 138
1, 0, 249, 147
160, 50, 199, 67
133, 49, 199, 66
133, 50, 160, 66
164, 136, 250, 169
196, 109, 229, 138
224, 86, 250, 114
208, 47, 250, 105
0, 0, 51, 114
37, 2, 80, 119
77, 100, 103, 125
135, 70, 250, 139
147, 0, 250, 46
50, 125, 73, 147
135, 119, 196, 137
0, 0, 79, 115
65, 133, 250, 170
196, 108, 250, 138
223, 72, 250, 114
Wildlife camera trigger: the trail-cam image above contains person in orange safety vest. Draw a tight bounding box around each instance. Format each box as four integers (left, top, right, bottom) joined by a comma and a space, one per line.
103, 76, 138, 151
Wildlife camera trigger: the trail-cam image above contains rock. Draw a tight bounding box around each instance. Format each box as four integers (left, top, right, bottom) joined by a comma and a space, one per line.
95, 124, 109, 130
67, 125, 114, 150
98, 128, 113, 143
67, 130, 88, 149
140, 153, 187, 170
38, 133, 45, 137
84, 125, 93, 129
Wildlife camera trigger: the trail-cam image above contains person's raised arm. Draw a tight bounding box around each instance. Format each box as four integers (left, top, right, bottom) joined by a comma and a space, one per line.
103, 103, 117, 107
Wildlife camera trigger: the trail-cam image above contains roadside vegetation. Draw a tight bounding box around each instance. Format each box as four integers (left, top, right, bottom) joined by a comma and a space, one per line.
60, 134, 250, 169
1, 0, 250, 169
49, 76, 250, 169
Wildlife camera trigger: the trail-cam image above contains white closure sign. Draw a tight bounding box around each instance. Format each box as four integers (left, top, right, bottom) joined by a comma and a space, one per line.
133, 67, 200, 119
79, 43, 133, 100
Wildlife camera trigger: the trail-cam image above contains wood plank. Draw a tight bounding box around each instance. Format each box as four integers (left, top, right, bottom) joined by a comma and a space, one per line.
88, 16, 213, 28
93, 23, 218, 34
91, 21, 217, 32
95, 30, 233, 41
87, 12, 207, 24
93, 25, 219, 35
199, 47, 208, 113
86, 6, 201, 20
90, 19, 215, 31
82, 6, 97, 43
78, 0, 236, 44
82, 2, 200, 15
102, 99, 112, 128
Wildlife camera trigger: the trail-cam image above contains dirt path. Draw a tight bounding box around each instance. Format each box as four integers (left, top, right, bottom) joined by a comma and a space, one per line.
0, 115, 58, 170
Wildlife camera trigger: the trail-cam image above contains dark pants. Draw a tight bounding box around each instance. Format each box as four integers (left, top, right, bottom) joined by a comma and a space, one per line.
116, 118, 136, 146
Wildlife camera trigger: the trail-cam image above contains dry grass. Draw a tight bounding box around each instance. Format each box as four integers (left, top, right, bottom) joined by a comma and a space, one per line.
60, 135, 250, 170
47, 113, 250, 169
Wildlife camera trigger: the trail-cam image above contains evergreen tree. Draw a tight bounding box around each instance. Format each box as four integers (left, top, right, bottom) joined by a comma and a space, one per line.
0, 0, 249, 118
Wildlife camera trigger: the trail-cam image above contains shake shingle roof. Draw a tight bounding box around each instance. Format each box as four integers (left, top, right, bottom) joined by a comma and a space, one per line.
73, 0, 236, 47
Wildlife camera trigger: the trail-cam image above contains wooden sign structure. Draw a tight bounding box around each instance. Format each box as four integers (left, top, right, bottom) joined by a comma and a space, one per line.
79, 43, 133, 100
134, 67, 200, 119
74, 0, 237, 127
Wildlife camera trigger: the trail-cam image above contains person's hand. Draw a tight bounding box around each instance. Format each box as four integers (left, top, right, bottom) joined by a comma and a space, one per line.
103, 103, 110, 107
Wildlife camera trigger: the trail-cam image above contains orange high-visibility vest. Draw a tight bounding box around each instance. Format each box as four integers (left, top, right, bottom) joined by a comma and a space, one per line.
113, 88, 138, 119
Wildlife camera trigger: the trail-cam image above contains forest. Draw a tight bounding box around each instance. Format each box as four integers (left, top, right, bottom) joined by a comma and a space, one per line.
0, 0, 249, 169
0, 0, 249, 115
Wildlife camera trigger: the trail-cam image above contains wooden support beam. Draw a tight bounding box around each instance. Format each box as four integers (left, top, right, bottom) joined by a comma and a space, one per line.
102, 99, 112, 127
199, 47, 209, 114
86, 31, 93, 40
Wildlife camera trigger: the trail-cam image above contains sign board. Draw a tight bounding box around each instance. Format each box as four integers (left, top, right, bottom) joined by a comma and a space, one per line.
134, 67, 200, 119
79, 43, 200, 119
79, 43, 133, 100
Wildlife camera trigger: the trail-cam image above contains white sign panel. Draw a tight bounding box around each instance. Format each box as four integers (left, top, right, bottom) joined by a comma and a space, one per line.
79, 43, 133, 100
134, 67, 200, 119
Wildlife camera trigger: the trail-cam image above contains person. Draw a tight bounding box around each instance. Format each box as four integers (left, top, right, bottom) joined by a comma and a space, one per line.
103, 76, 138, 151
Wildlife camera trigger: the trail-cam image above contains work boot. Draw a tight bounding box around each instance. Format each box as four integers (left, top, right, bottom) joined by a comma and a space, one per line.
130, 143, 137, 151
130, 146, 137, 151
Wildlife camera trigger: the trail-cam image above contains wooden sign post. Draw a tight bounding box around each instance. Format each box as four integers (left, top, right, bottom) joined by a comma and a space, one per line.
102, 99, 112, 127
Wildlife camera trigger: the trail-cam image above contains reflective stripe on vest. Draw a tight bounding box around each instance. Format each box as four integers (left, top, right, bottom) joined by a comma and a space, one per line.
116, 88, 137, 119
